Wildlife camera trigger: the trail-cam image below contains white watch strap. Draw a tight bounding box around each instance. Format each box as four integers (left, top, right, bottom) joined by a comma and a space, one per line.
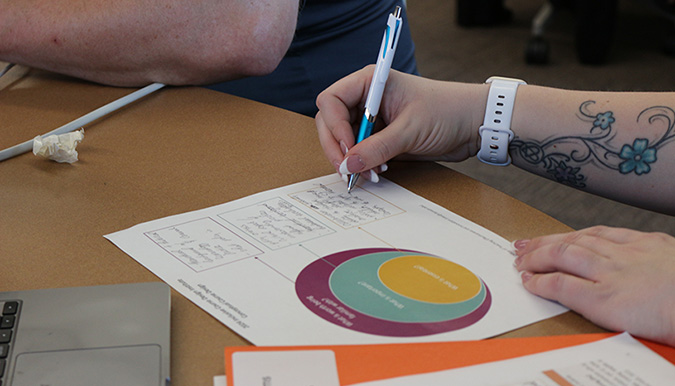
477, 76, 526, 166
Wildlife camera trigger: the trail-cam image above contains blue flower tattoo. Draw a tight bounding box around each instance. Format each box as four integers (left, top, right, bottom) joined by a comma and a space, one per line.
593, 111, 615, 130
510, 102, 675, 188
619, 138, 657, 175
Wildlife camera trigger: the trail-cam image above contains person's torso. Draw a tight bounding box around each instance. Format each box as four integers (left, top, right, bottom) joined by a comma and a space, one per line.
206, 0, 417, 116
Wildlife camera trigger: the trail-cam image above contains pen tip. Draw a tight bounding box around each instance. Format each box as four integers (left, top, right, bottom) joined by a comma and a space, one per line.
347, 173, 358, 193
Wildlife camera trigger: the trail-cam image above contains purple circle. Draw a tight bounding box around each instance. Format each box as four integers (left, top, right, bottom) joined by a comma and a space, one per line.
295, 248, 491, 337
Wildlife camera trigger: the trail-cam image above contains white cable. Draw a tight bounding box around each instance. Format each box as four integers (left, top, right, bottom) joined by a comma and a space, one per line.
0, 82, 165, 162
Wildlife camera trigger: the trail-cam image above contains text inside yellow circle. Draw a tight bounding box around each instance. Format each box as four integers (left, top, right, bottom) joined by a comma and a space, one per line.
378, 255, 481, 304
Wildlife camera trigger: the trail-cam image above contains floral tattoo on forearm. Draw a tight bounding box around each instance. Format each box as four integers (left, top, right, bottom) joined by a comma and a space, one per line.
510, 101, 675, 188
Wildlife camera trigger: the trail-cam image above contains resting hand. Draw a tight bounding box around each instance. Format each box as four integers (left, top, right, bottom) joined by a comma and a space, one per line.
315, 67, 487, 178
514, 226, 675, 346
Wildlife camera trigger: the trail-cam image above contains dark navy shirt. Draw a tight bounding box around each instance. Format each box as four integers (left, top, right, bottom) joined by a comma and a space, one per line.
206, 0, 418, 116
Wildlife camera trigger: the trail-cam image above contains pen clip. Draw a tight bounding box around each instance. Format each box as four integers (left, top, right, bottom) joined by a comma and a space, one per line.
364, 7, 403, 117
382, 7, 403, 60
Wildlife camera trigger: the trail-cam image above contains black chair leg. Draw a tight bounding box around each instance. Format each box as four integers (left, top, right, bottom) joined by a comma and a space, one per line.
525, 2, 555, 64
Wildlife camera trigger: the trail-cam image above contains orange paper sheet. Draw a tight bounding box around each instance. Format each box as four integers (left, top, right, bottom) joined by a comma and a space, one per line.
225, 333, 675, 386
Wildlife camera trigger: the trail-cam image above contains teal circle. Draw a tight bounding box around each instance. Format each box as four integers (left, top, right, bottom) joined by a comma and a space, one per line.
328, 251, 486, 323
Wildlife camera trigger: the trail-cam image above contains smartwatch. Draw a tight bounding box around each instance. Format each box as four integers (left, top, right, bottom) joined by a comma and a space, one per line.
477, 76, 526, 166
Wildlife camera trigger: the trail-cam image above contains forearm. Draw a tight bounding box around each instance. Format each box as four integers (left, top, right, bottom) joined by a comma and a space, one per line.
0, 0, 298, 86
508, 86, 675, 214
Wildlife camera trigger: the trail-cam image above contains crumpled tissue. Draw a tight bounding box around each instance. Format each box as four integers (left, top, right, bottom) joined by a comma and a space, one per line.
32, 129, 84, 163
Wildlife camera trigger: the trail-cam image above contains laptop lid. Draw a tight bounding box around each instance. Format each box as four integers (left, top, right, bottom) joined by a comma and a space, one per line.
0, 282, 170, 386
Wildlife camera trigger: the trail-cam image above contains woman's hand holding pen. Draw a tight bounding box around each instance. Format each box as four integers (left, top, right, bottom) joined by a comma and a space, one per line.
315, 66, 488, 180
315, 67, 675, 346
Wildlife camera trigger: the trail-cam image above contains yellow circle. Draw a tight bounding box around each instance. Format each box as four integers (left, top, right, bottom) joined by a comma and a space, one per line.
378, 255, 481, 304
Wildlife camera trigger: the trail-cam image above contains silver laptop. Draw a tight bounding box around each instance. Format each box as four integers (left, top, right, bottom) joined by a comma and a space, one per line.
0, 282, 170, 386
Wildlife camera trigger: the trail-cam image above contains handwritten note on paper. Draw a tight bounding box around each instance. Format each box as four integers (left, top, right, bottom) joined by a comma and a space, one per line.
144, 218, 262, 272
106, 174, 568, 346
289, 182, 404, 228
219, 197, 336, 251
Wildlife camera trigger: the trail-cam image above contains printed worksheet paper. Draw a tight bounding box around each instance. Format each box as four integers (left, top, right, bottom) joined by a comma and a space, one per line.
105, 174, 567, 346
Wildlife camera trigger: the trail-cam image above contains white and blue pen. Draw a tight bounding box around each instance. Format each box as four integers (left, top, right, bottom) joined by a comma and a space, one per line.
347, 5, 403, 193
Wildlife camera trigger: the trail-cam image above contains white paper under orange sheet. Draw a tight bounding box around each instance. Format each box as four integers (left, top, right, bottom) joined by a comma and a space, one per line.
225, 333, 675, 386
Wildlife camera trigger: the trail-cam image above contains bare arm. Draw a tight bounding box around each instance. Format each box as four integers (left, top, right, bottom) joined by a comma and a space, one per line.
316, 68, 675, 345
316, 68, 675, 214
510, 86, 675, 214
0, 0, 299, 86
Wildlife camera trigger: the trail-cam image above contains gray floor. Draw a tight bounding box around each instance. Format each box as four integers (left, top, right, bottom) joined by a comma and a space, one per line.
406, 0, 675, 235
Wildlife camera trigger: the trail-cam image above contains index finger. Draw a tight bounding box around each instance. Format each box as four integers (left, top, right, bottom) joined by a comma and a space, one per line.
516, 226, 645, 257
315, 67, 374, 149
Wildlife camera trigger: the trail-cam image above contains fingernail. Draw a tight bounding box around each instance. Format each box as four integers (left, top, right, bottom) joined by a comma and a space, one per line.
380, 163, 388, 173
340, 140, 349, 155
513, 239, 530, 251
514, 255, 523, 268
369, 169, 379, 183
338, 158, 349, 174
520, 271, 533, 283
339, 155, 365, 175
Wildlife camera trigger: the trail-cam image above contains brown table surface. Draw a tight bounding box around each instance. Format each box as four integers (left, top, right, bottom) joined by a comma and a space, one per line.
0, 68, 605, 386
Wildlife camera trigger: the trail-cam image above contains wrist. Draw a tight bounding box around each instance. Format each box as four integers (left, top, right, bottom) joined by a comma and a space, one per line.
468, 83, 491, 157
